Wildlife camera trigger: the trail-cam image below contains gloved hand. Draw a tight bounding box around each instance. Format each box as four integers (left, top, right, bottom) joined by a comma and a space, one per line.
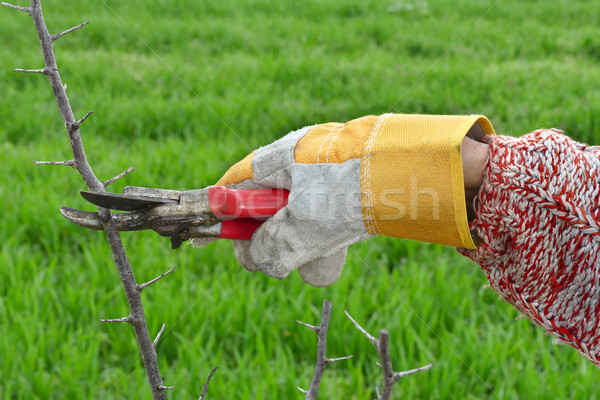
195, 113, 494, 286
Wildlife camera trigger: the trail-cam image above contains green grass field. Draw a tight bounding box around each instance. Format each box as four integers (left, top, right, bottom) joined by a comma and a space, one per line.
2, 0, 600, 398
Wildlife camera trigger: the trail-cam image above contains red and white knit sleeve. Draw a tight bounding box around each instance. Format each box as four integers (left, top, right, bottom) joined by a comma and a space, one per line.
458, 129, 600, 365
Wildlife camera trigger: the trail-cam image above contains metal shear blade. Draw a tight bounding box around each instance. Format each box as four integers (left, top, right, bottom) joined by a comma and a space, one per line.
80, 190, 176, 211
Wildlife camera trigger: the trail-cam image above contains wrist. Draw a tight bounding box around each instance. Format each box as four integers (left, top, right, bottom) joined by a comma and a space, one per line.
462, 136, 490, 218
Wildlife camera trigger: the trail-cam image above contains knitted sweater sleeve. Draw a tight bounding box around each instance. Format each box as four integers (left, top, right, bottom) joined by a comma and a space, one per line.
457, 129, 600, 365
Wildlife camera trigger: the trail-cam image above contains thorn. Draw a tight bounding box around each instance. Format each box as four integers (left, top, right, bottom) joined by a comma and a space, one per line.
344, 310, 378, 345
52, 20, 90, 42
63, 83, 67, 91
14, 68, 47, 74
78, 110, 94, 125
153, 323, 166, 348
296, 320, 319, 332
158, 385, 175, 390
103, 167, 135, 188
297, 386, 307, 394
1, 2, 30, 12
68, 111, 94, 131
69, 110, 94, 131
100, 316, 132, 323
34, 159, 76, 168
392, 363, 433, 380
137, 266, 176, 292
325, 355, 354, 364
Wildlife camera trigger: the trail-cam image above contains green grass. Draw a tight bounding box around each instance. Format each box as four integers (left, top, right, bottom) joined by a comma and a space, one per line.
2, 0, 600, 398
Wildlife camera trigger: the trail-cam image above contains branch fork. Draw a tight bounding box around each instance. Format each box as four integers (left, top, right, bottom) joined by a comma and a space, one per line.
345, 311, 433, 400
297, 300, 353, 399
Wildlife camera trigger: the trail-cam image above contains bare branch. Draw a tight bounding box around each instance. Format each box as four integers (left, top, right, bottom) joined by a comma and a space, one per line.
104, 167, 135, 188
1, 2, 30, 12
298, 300, 352, 400
137, 266, 176, 292
101, 316, 132, 323
34, 159, 75, 168
14, 67, 47, 74
198, 367, 218, 400
345, 312, 432, 400
51, 20, 89, 42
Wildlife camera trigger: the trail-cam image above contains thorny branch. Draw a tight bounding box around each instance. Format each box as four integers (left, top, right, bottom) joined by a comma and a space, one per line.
3, 1, 171, 398
297, 300, 353, 400
345, 311, 433, 400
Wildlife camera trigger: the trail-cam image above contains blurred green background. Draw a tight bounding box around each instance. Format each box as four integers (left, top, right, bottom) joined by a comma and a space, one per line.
2, 0, 600, 398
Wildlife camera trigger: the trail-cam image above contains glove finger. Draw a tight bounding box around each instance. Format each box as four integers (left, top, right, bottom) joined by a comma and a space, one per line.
298, 247, 348, 287
232, 240, 259, 272
249, 205, 366, 280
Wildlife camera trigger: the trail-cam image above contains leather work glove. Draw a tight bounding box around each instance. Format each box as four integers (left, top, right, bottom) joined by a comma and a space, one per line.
195, 114, 495, 286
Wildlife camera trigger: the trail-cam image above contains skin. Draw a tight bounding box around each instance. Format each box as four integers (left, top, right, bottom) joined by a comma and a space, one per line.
462, 136, 490, 219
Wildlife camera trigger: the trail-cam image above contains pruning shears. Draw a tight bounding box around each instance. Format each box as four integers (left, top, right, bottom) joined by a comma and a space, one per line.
60, 186, 289, 249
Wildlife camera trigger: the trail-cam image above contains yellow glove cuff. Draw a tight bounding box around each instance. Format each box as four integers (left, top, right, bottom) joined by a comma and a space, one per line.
360, 114, 494, 249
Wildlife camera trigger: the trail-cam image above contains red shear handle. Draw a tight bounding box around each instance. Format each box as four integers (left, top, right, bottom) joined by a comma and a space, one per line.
208, 186, 289, 219
219, 219, 265, 240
